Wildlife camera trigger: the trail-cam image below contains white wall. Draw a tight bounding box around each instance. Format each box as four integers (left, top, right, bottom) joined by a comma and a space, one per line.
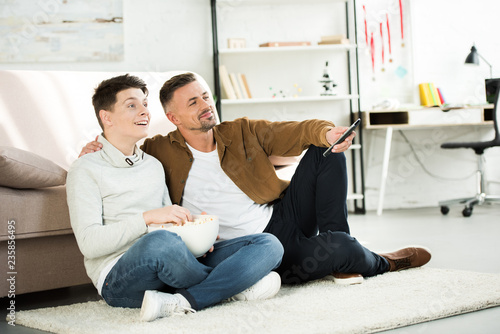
0, 0, 215, 86
356, 0, 414, 110
411, 0, 500, 104
1, 0, 499, 211
360, 0, 500, 211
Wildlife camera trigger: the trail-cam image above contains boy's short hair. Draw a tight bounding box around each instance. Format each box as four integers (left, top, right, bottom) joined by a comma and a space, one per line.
92, 74, 148, 129
159, 72, 197, 113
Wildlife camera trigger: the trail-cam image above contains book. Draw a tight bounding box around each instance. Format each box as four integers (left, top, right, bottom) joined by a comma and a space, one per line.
319, 34, 349, 44
259, 41, 311, 47
239, 74, 252, 99
321, 34, 346, 41
219, 65, 236, 100
437, 87, 445, 104
419, 83, 433, 107
428, 83, 439, 106
419, 82, 443, 107
318, 39, 350, 45
229, 73, 243, 99
430, 83, 444, 106
237, 73, 249, 99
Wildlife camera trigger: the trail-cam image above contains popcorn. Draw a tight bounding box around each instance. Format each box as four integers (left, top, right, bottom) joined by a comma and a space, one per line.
184, 216, 215, 226
153, 216, 215, 229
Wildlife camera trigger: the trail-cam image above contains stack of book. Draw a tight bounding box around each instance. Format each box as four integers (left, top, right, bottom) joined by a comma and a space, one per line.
419, 83, 445, 107
259, 41, 311, 47
219, 65, 252, 100
318, 34, 350, 45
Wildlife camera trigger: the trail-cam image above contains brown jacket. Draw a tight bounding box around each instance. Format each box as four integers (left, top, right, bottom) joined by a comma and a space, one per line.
141, 117, 334, 205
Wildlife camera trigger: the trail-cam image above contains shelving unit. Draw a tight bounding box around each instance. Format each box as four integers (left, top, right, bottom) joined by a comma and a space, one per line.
222, 95, 359, 105
219, 44, 357, 54
210, 0, 365, 213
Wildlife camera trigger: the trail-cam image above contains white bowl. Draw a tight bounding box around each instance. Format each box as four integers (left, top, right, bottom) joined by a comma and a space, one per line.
148, 215, 219, 258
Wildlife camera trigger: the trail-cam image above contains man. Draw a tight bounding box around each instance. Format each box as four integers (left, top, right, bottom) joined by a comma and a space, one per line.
81, 72, 431, 285
67, 74, 284, 322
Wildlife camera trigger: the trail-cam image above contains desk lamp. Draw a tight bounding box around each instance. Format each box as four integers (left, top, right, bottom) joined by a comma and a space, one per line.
465, 45, 493, 78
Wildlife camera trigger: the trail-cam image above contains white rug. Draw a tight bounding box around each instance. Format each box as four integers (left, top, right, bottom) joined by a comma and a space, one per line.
14, 268, 500, 334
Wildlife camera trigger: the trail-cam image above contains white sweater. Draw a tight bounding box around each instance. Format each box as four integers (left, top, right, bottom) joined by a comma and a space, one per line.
66, 135, 171, 288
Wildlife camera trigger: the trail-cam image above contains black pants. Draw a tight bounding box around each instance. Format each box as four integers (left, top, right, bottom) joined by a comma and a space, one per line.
264, 146, 389, 284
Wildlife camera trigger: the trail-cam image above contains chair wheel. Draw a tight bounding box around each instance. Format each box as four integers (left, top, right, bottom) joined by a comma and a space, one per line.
462, 207, 473, 217
440, 206, 449, 215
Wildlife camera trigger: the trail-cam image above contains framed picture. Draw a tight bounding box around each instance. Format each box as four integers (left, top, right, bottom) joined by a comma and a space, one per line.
0, 0, 123, 62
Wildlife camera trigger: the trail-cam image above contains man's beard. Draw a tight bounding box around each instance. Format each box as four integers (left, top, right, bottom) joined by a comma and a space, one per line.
199, 120, 216, 132
190, 116, 216, 132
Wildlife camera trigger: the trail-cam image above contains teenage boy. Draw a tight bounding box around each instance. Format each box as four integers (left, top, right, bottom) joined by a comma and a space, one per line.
81, 72, 431, 286
67, 74, 284, 322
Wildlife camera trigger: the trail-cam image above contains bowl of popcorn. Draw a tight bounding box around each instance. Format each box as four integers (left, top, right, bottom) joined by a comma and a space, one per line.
148, 215, 219, 258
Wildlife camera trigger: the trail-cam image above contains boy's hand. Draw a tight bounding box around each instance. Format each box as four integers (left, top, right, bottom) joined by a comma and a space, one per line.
79, 135, 103, 157
143, 205, 192, 226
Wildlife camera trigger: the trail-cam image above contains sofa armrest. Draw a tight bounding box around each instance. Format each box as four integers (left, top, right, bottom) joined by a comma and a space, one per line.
0, 185, 72, 241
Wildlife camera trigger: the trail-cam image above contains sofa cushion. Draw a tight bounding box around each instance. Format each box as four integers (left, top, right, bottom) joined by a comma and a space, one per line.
0, 146, 67, 189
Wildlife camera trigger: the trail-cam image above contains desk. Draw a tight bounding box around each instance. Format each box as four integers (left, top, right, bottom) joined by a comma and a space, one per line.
361, 105, 494, 215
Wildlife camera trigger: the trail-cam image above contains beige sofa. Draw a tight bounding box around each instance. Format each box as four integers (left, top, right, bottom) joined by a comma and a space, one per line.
0, 147, 90, 296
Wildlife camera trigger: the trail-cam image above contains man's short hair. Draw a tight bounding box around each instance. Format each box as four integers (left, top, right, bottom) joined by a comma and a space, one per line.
159, 72, 197, 113
92, 74, 148, 130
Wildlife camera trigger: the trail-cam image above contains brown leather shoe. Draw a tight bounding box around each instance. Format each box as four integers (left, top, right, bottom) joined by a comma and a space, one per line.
330, 273, 363, 285
379, 247, 431, 272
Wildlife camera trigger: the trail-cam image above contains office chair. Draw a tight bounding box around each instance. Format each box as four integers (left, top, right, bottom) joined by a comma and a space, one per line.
439, 87, 500, 217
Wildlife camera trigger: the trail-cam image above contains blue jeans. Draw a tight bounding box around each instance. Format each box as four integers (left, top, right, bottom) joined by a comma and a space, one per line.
101, 230, 283, 310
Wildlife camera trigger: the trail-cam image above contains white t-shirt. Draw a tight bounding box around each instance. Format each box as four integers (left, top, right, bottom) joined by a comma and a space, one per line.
182, 143, 273, 241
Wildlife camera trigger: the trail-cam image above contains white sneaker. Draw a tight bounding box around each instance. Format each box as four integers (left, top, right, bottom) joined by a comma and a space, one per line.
140, 290, 195, 322
231, 271, 281, 301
